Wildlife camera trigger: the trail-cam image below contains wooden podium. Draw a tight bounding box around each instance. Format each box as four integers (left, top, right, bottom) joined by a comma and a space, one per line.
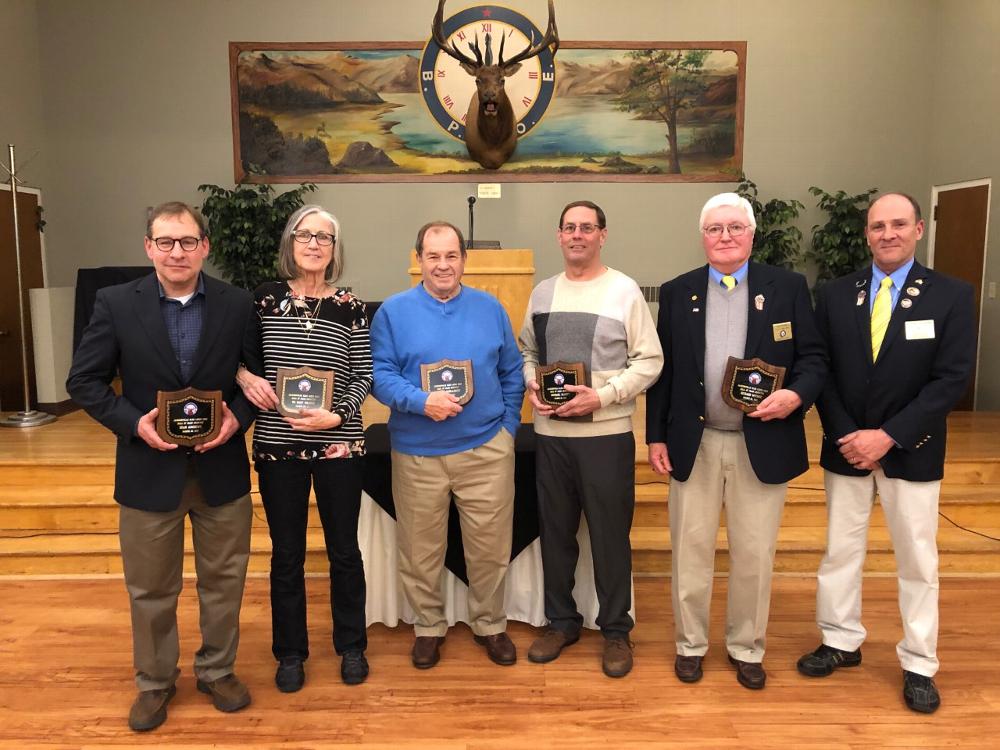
409, 248, 535, 421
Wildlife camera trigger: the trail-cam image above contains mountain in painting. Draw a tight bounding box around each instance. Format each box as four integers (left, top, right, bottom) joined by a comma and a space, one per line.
555, 59, 631, 96
238, 51, 419, 108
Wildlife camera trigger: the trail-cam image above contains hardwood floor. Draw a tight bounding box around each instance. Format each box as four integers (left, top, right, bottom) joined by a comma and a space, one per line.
0, 576, 996, 749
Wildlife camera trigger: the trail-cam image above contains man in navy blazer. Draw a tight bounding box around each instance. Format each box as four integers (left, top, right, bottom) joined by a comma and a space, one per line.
646, 192, 827, 690
797, 193, 975, 714
67, 201, 257, 731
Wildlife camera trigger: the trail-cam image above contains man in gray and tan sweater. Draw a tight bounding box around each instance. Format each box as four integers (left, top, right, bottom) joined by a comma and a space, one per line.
519, 200, 663, 678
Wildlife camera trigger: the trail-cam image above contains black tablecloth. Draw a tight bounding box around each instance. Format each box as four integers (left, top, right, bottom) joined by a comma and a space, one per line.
361, 423, 539, 585
74, 267, 151, 352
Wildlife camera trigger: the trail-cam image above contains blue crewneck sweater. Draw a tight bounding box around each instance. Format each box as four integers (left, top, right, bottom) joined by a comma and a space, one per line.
370, 283, 524, 456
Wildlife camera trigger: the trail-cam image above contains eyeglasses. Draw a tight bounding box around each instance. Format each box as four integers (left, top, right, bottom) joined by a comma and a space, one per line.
559, 223, 602, 235
292, 230, 335, 246
151, 236, 203, 252
702, 223, 750, 238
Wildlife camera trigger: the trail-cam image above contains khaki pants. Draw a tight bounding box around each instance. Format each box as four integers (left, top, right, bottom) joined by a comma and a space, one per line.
391, 429, 515, 637
817, 470, 941, 677
669, 428, 786, 662
119, 468, 252, 691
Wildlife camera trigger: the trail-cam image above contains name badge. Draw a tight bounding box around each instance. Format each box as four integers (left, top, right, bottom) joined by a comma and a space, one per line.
772, 322, 793, 342
905, 319, 935, 340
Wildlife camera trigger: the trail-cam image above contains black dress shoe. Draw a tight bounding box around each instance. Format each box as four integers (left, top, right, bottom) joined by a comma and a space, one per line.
797, 643, 862, 677
903, 671, 941, 714
275, 657, 305, 693
674, 654, 704, 683
728, 655, 766, 690
341, 650, 369, 685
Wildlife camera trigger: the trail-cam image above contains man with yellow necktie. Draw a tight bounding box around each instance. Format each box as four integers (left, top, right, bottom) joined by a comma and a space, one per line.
797, 193, 976, 715
646, 192, 827, 689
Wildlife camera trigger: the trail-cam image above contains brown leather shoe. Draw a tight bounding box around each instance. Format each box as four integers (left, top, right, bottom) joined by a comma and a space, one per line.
196, 673, 252, 712
602, 637, 634, 678
411, 636, 445, 669
128, 685, 176, 732
527, 629, 580, 664
728, 655, 766, 690
474, 632, 517, 665
674, 654, 704, 683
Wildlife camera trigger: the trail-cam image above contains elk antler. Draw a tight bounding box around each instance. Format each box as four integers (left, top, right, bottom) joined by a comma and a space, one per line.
431, 0, 483, 68
498, 0, 559, 67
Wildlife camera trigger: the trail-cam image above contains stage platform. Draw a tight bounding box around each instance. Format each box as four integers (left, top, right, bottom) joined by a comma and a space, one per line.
0, 399, 998, 576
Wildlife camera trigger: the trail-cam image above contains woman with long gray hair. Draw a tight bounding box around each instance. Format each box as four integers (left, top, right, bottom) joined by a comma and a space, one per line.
238, 204, 372, 692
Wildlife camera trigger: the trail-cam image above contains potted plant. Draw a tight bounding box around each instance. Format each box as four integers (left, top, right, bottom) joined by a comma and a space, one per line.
736, 176, 804, 269
806, 186, 878, 293
197, 180, 317, 291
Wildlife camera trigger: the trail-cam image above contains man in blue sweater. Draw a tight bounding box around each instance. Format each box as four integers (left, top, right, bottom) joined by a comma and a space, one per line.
370, 220, 525, 669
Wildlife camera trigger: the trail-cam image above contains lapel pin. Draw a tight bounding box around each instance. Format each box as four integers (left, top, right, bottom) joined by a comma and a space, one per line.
692, 307, 700, 313
754, 294, 765, 311
856, 290, 867, 306
915, 278, 924, 285
691, 294, 698, 301
855, 278, 867, 287
901, 298, 913, 309
906, 286, 920, 296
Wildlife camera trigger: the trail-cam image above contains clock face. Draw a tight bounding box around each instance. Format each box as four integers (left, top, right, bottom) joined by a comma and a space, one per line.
420, 4, 556, 143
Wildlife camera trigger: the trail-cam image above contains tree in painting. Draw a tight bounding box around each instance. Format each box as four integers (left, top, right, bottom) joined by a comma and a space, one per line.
617, 49, 710, 174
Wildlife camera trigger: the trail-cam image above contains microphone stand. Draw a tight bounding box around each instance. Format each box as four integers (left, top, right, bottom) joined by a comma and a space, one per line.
467, 195, 476, 250
0, 144, 56, 427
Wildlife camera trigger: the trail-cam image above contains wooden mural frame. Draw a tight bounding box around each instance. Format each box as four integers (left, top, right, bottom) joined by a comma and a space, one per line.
229, 40, 746, 183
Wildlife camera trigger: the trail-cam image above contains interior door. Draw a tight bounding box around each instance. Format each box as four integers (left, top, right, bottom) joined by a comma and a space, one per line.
0, 188, 44, 413
931, 183, 989, 411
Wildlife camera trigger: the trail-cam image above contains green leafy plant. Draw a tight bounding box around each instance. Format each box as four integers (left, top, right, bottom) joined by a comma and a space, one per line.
197, 180, 317, 291
806, 186, 878, 292
735, 175, 804, 269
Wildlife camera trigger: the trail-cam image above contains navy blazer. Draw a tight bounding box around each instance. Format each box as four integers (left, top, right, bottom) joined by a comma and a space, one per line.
815, 261, 975, 481
67, 272, 257, 511
646, 262, 827, 484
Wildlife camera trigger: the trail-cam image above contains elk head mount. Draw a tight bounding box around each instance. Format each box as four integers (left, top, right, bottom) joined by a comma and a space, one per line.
430, 0, 559, 170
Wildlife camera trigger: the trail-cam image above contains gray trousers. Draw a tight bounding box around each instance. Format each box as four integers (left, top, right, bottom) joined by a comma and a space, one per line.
119, 466, 252, 691
536, 432, 636, 637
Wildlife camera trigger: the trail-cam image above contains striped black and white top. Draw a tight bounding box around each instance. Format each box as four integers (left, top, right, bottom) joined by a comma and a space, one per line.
250, 281, 372, 461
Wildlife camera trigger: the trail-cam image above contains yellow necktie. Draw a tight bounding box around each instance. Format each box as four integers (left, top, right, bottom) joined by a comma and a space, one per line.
721, 275, 736, 290
870, 276, 894, 359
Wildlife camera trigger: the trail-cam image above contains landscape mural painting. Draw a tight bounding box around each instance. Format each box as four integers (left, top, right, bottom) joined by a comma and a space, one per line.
229, 41, 746, 183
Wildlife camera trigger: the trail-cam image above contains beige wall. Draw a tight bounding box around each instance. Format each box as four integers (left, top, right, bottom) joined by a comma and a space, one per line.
12, 0, 999, 405
0, 0, 47, 190
928, 0, 1000, 408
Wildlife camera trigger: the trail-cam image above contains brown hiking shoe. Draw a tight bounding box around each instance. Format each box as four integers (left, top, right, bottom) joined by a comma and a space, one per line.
602, 637, 634, 678
128, 684, 176, 732
196, 673, 251, 712
527, 629, 580, 664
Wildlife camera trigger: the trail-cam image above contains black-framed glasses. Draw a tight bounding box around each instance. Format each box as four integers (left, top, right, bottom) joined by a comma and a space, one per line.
559, 223, 602, 235
702, 223, 750, 238
151, 236, 202, 252
292, 230, 335, 246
